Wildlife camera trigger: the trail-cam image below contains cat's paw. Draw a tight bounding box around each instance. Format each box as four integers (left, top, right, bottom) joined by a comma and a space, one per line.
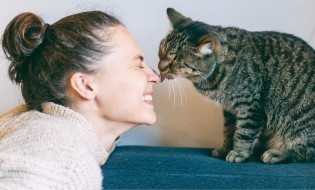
261, 149, 286, 164
212, 148, 229, 159
226, 150, 249, 163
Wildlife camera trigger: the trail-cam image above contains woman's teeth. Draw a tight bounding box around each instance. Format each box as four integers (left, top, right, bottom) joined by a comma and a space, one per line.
143, 95, 153, 101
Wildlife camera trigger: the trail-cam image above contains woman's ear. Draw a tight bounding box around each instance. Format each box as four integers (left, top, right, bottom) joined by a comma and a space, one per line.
69, 72, 96, 100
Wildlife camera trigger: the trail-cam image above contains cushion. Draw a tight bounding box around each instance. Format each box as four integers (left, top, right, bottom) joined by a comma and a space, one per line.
102, 145, 315, 189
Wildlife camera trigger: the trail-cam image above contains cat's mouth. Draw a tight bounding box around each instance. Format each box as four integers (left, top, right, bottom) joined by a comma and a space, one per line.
160, 69, 200, 82
159, 62, 201, 82
160, 71, 176, 82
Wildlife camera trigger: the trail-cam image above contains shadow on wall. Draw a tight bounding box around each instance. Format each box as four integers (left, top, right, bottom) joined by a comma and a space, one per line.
154, 78, 224, 148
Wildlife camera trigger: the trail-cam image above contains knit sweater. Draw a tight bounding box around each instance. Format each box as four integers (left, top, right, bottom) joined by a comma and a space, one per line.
0, 102, 109, 190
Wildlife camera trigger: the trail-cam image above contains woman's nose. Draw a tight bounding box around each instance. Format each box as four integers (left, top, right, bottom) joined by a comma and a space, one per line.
149, 68, 161, 84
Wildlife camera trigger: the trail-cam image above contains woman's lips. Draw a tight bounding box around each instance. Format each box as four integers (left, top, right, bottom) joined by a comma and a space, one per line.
143, 94, 153, 105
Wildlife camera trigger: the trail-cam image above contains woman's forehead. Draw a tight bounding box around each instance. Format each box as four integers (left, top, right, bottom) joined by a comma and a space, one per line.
110, 26, 143, 57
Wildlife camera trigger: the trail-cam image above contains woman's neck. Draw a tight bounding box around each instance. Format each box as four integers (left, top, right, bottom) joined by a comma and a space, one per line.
71, 102, 135, 151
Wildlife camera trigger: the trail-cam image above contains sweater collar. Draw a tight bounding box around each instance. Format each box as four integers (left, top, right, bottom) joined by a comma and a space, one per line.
41, 102, 108, 165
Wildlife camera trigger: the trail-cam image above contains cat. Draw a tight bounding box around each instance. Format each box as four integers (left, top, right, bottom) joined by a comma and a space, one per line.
158, 8, 315, 164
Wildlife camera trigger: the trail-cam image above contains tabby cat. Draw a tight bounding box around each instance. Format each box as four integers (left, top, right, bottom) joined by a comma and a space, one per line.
158, 8, 315, 164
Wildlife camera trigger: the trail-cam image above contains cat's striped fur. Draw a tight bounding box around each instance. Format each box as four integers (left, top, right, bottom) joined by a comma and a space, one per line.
158, 8, 315, 163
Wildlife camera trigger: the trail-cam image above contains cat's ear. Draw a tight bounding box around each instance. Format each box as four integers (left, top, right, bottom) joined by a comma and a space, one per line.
167, 8, 192, 28
196, 36, 228, 63
197, 37, 215, 56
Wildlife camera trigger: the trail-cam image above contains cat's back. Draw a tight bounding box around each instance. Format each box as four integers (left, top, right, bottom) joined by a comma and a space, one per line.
232, 28, 315, 60
224, 27, 315, 76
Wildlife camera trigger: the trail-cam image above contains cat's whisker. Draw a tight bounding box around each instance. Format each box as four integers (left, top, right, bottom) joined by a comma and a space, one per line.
175, 79, 188, 106
174, 79, 183, 106
168, 80, 171, 99
176, 80, 187, 104
170, 80, 176, 109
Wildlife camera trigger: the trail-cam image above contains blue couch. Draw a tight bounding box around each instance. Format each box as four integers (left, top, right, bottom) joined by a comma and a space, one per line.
102, 146, 315, 189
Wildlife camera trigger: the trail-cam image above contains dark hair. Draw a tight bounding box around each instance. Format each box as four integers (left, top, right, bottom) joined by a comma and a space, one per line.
2, 11, 122, 110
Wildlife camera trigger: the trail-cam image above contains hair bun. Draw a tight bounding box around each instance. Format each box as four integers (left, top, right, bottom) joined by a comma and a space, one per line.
2, 12, 46, 60
2, 12, 46, 83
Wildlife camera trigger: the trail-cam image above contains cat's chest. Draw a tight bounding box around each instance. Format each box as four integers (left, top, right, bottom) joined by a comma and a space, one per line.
196, 85, 233, 104
193, 73, 262, 109
193, 79, 233, 104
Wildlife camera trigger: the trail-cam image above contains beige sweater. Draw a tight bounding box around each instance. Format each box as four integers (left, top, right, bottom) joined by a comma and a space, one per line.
0, 102, 109, 190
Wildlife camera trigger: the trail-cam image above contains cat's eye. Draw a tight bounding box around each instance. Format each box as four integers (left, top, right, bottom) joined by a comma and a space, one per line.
168, 53, 176, 60
198, 42, 215, 55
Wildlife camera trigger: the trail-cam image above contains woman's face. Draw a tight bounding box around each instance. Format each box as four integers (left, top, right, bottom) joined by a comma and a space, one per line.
93, 25, 160, 126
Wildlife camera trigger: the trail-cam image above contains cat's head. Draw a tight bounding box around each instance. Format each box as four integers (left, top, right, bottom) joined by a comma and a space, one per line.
158, 8, 228, 82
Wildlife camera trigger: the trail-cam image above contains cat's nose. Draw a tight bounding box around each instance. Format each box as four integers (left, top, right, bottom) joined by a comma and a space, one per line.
158, 60, 168, 72
160, 72, 166, 82
158, 60, 168, 82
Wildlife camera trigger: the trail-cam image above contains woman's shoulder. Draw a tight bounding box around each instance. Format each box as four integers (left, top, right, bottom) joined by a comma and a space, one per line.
0, 104, 85, 153
1, 104, 73, 133
0, 102, 107, 165
0, 104, 28, 125
0, 106, 102, 189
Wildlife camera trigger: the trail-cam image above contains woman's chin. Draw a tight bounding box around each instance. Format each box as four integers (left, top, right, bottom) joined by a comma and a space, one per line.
144, 115, 157, 125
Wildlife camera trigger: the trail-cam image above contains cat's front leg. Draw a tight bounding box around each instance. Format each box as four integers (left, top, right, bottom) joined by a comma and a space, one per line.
225, 108, 262, 163
212, 110, 236, 159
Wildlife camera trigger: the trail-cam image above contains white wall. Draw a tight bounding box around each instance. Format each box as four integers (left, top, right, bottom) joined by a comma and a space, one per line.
1, 0, 315, 148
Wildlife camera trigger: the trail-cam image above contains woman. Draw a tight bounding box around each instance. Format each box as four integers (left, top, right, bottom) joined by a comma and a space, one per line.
0, 10, 160, 189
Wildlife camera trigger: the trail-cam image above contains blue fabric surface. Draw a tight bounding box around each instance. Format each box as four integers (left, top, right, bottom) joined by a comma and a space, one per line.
102, 146, 315, 189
